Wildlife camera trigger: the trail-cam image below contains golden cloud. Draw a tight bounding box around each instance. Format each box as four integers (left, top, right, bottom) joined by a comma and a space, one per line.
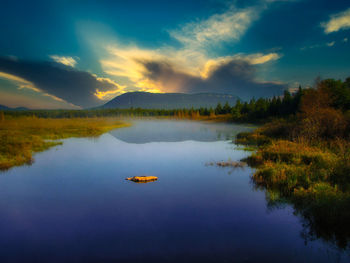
95, 2, 284, 97
322, 8, 350, 34
169, 6, 260, 50
93, 76, 127, 100
0, 71, 80, 108
50, 55, 78, 67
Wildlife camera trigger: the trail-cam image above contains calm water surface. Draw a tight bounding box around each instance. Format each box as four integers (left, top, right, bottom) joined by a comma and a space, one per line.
0, 120, 349, 263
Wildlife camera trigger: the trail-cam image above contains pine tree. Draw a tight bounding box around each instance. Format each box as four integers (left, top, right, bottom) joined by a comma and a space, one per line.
223, 102, 231, 114
215, 103, 223, 115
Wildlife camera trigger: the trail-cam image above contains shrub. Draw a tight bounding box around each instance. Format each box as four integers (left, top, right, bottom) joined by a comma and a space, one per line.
235, 131, 271, 146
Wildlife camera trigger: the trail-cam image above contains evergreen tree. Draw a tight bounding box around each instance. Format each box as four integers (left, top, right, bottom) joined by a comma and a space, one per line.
215, 103, 223, 115
223, 102, 231, 114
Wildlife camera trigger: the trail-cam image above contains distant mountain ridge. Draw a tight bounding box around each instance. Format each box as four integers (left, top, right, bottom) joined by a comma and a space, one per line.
0, 104, 9, 110
0, 104, 28, 110
101, 92, 240, 109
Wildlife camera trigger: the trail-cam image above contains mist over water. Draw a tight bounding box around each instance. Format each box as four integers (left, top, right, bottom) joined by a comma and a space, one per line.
110, 120, 254, 143
0, 120, 348, 263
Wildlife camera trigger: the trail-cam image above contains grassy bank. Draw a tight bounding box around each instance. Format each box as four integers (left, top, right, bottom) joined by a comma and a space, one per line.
0, 117, 129, 170
236, 120, 350, 248
232, 77, 350, 248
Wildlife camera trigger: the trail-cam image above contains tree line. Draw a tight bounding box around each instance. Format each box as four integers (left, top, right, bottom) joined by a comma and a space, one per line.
1, 77, 350, 123
0, 91, 302, 120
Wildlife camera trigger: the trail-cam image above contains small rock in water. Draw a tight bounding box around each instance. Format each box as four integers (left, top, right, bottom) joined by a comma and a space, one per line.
126, 176, 158, 183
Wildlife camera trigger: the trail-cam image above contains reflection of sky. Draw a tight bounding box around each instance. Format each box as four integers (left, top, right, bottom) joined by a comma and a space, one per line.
0, 122, 347, 262
110, 120, 254, 143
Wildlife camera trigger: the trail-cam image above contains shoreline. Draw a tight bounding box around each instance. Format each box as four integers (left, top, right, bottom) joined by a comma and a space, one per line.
0, 117, 130, 171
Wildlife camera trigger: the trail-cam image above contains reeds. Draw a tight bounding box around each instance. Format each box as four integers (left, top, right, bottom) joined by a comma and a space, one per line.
0, 117, 129, 170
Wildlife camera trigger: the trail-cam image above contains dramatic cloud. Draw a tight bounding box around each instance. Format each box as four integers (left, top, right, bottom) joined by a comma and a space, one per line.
100, 46, 166, 93
200, 53, 281, 78
0, 71, 38, 92
0, 1, 289, 109
50, 55, 78, 67
98, 1, 287, 100
322, 8, 350, 34
169, 5, 260, 51
0, 57, 125, 108
101, 43, 283, 99
93, 76, 127, 100
0, 71, 80, 109
140, 58, 286, 100
168, 1, 295, 51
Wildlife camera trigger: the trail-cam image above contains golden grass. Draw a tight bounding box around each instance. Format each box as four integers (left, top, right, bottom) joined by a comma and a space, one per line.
237, 130, 350, 247
0, 117, 129, 170
206, 160, 247, 168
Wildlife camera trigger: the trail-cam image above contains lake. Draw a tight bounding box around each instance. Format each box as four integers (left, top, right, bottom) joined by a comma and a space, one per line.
0, 120, 349, 263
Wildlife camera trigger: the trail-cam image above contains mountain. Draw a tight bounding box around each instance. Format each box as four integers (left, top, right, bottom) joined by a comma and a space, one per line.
0, 104, 10, 110
13, 107, 29, 111
0, 105, 29, 110
101, 92, 240, 109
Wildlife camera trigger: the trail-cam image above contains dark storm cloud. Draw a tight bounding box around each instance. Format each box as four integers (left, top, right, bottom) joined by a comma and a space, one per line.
142, 59, 286, 100
0, 57, 118, 108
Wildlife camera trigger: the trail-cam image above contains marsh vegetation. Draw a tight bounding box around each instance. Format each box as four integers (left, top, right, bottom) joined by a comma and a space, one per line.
0, 117, 128, 170
0, 117, 348, 262
236, 78, 350, 249
1, 77, 350, 256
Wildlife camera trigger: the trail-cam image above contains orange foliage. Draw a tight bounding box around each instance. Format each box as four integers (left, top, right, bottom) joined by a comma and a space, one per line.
298, 81, 347, 141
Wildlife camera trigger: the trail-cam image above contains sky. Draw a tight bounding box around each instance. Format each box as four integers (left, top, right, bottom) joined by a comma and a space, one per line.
0, 0, 349, 109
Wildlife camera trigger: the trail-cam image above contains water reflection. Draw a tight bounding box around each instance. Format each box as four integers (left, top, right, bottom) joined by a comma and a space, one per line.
253, 180, 350, 251
110, 120, 254, 143
0, 120, 348, 263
